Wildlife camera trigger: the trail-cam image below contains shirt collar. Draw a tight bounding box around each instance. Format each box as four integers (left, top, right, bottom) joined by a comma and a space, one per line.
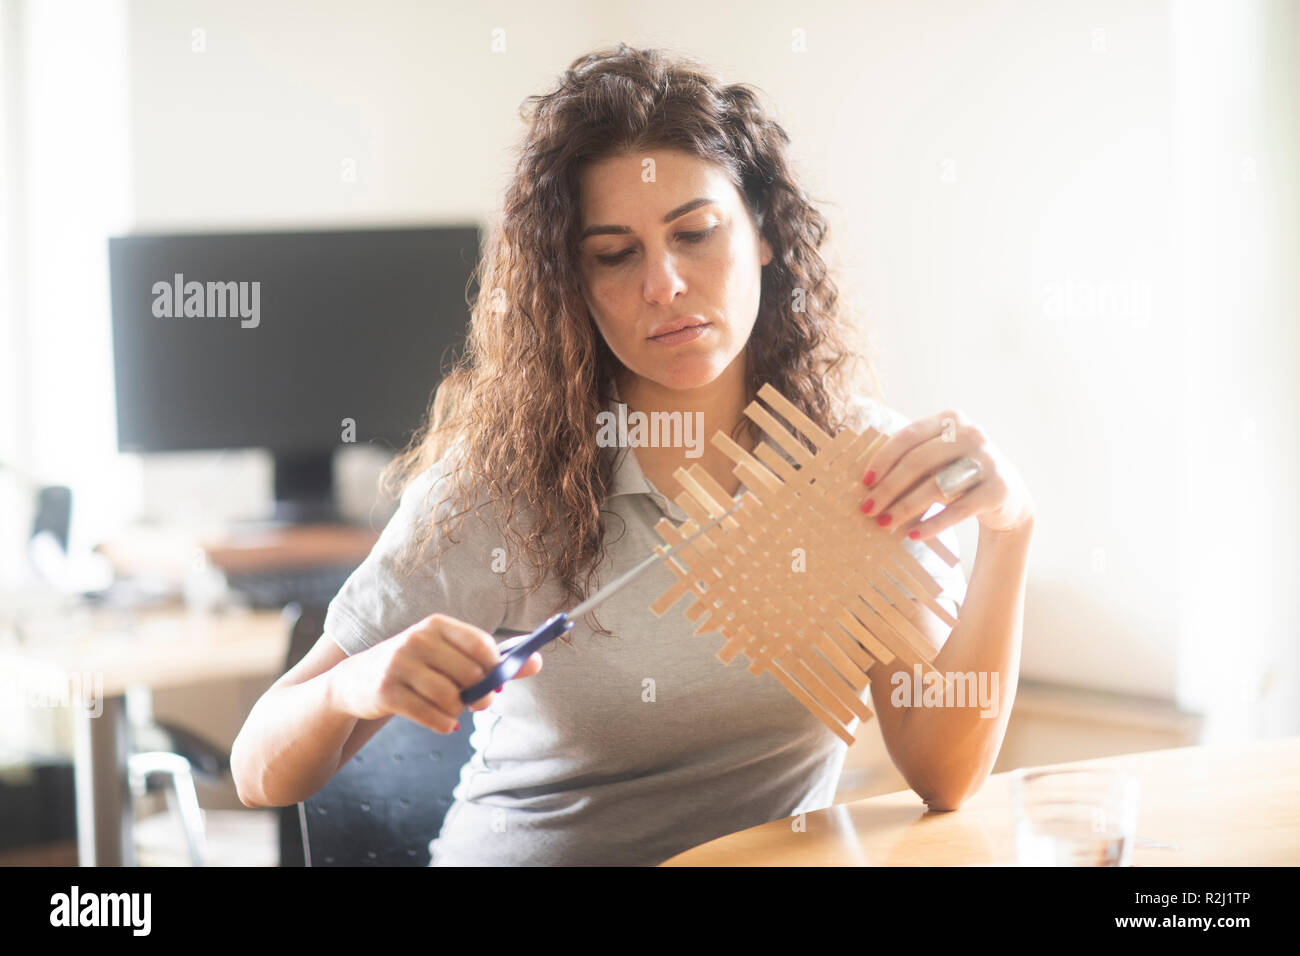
602, 381, 799, 513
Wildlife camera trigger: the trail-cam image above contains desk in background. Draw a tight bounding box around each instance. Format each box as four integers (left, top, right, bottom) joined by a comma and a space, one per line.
0, 607, 291, 866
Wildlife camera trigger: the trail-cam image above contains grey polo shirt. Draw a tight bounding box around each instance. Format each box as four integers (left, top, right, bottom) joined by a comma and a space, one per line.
322, 392, 967, 866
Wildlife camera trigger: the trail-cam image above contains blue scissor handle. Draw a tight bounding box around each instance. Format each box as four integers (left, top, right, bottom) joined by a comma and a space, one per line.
459, 612, 573, 706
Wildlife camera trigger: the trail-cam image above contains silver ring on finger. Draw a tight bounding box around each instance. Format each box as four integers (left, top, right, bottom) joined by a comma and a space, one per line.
934, 456, 983, 501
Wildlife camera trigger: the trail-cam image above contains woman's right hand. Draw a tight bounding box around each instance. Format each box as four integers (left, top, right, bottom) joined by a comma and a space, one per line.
329, 613, 543, 733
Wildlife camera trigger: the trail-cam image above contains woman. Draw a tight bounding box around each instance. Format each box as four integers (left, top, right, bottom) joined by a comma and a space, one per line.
231, 43, 1035, 866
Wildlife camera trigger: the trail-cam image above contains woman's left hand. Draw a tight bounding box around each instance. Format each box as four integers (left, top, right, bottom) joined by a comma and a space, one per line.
858, 409, 1035, 541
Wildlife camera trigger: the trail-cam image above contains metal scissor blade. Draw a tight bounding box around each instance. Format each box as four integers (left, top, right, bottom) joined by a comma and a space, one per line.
566, 499, 744, 620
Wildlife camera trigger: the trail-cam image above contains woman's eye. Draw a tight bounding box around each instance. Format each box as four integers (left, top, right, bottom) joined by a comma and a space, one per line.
594, 227, 717, 267
677, 227, 715, 244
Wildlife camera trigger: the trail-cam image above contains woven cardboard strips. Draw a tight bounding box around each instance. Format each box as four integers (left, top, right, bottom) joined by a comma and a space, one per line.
648, 383, 961, 746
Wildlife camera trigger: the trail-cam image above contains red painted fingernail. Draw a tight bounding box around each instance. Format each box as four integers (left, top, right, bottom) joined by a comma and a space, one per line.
877, 513, 892, 527
908, 529, 920, 540
497, 685, 503, 693
864, 470, 877, 486
453, 722, 460, 730
861, 498, 875, 514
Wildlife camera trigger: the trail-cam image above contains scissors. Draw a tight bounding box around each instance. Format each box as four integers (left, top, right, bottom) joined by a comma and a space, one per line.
459, 500, 744, 705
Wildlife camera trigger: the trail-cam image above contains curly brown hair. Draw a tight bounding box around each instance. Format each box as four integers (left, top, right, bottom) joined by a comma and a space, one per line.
382, 42, 881, 638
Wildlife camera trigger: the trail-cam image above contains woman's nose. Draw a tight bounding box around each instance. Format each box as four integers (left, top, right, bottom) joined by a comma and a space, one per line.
641, 250, 688, 304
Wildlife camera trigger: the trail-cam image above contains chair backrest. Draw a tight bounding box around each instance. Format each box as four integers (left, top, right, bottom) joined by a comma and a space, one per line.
282, 603, 476, 866
300, 714, 475, 866
277, 602, 326, 866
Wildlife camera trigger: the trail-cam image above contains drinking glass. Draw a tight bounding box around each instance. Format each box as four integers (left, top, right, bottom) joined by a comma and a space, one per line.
1011, 767, 1140, 866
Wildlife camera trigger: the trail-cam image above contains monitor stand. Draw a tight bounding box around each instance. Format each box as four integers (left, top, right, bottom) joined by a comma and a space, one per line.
272, 448, 342, 524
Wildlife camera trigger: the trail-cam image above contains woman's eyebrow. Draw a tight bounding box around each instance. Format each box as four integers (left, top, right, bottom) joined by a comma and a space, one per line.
579, 197, 719, 240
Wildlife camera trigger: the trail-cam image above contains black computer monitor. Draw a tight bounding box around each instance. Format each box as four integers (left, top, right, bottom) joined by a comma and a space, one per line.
108, 226, 480, 522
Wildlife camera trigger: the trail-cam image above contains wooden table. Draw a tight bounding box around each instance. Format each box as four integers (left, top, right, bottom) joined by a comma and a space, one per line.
661, 736, 1300, 866
1, 606, 291, 866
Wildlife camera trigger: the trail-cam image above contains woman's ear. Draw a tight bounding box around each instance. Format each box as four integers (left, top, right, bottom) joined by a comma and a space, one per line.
759, 235, 774, 268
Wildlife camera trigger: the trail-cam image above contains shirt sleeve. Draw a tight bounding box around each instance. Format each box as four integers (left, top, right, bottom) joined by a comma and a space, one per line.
850, 392, 968, 618
322, 458, 509, 656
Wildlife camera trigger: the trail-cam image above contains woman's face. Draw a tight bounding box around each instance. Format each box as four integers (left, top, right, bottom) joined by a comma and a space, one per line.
576, 148, 772, 393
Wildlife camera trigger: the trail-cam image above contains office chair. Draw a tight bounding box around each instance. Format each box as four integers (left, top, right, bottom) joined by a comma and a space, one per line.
277, 602, 326, 866
282, 603, 477, 866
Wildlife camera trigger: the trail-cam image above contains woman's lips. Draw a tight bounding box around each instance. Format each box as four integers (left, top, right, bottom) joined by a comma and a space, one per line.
649, 323, 710, 346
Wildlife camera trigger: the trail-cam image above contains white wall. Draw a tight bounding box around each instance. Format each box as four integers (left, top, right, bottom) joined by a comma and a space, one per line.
0, 0, 25, 591
0, 0, 133, 588
126, 0, 592, 228
7, 0, 1297, 736
1169, 0, 1300, 739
